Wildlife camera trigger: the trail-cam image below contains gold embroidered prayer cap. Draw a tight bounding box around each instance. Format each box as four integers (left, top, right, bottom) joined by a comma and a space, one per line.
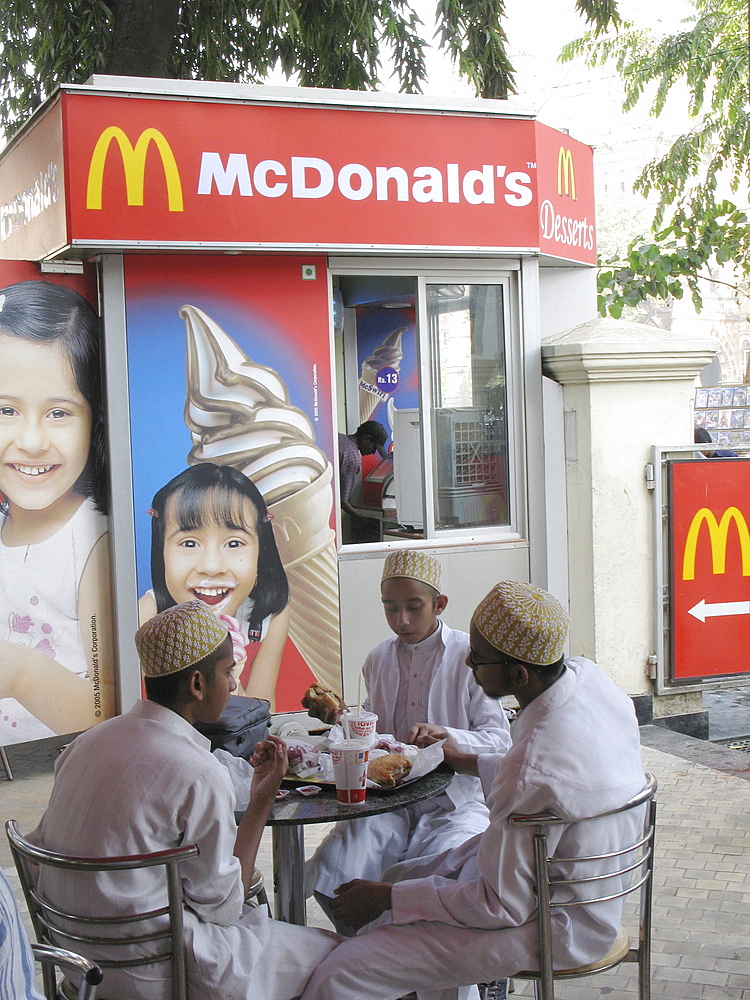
472, 581, 568, 666
135, 600, 230, 677
381, 549, 442, 593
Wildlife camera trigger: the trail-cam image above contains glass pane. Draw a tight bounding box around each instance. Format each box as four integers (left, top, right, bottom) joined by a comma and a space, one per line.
334, 274, 420, 543
427, 284, 510, 530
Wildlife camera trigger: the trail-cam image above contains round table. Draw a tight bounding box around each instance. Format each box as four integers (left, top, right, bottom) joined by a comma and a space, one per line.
262, 767, 453, 924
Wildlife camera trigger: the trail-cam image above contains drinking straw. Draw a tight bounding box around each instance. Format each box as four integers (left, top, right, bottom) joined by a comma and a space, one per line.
342, 708, 351, 740
357, 673, 362, 717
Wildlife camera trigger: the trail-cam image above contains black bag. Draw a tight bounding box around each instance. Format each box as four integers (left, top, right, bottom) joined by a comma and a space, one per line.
195, 695, 271, 760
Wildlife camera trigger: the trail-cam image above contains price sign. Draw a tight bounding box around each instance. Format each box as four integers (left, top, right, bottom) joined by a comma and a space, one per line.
375, 367, 399, 392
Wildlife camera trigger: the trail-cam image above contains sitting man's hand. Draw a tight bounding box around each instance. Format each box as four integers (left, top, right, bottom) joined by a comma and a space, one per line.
249, 735, 288, 800
407, 722, 452, 747
410, 731, 480, 777
405, 726, 477, 773
331, 879, 392, 931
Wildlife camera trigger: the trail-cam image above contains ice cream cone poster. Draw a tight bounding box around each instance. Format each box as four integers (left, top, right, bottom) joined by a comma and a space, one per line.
0, 265, 116, 747
355, 308, 418, 429
124, 254, 342, 710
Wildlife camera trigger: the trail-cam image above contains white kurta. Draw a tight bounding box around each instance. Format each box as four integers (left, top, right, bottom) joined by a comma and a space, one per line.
300, 657, 647, 1000
310, 621, 511, 900
28, 700, 338, 1000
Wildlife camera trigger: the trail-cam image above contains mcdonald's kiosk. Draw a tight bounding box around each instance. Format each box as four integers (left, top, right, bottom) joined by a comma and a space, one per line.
0, 76, 600, 727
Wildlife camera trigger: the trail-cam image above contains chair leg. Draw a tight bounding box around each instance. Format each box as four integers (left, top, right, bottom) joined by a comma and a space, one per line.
478, 981, 509, 999
639, 945, 651, 1000
0, 746, 13, 781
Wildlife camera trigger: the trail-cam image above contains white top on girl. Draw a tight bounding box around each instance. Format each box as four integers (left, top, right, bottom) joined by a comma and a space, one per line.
0, 498, 107, 741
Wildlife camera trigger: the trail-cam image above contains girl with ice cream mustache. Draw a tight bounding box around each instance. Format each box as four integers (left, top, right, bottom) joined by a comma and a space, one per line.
139, 463, 290, 709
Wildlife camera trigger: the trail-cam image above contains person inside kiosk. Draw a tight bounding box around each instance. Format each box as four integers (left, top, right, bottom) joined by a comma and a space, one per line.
338, 420, 388, 543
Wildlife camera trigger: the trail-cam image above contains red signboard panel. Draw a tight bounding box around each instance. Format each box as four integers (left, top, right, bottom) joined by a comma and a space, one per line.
56, 90, 591, 259
534, 122, 596, 265
669, 460, 750, 680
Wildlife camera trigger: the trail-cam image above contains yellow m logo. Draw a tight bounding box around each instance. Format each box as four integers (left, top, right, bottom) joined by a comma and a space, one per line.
557, 147, 576, 200
682, 507, 750, 581
86, 127, 183, 211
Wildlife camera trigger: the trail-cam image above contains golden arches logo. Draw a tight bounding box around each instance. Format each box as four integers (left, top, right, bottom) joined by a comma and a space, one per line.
682, 507, 750, 581
557, 147, 576, 200
86, 127, 183, 211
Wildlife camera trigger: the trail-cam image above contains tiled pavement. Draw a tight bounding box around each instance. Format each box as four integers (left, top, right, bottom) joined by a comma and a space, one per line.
2, 725, 749, 998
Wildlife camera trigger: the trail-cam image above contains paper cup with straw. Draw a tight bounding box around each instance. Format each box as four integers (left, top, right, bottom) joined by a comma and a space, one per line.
347, 711, 378, 744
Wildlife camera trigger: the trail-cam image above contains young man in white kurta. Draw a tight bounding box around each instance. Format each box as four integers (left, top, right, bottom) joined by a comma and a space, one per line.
300, 583, 646, 1000
28, 601, 339, 1000
308, 551, 511, 923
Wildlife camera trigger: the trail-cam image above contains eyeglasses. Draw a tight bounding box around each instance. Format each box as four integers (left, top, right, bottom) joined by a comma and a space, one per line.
467, 649, 511, 670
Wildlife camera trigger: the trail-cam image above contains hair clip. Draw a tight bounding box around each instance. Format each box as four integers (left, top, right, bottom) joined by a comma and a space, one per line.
147, 508, 158, 517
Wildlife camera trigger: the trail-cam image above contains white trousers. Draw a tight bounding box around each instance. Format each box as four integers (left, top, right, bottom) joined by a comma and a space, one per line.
249, 919, 342, 1000
298, 918, 529, 1000
309, 795, 489, 899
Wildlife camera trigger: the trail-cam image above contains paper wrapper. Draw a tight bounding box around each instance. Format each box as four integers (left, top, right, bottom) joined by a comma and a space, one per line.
270, 463, 342, 695
213, 749, 255, 811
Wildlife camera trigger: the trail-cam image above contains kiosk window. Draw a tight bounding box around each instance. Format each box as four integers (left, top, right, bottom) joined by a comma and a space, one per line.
335, 273, 514, 543
428, 284, 509, 530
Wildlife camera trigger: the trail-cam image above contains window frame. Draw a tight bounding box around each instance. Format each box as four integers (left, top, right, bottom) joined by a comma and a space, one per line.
329, 257, 527, 548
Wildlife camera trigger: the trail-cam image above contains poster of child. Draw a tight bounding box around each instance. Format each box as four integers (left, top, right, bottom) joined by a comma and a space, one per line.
138, 464, 289, 709
124, 254, 332, 710
0, 280, 114, 743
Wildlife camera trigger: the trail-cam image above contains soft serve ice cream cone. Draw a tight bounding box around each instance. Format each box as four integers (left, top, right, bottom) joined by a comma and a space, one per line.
181, 304, 342, 695
357, 327, 405, 424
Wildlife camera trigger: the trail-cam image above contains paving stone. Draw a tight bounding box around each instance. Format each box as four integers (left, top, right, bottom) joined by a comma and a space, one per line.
689, 970, 730, 986
658, 982, 707, 998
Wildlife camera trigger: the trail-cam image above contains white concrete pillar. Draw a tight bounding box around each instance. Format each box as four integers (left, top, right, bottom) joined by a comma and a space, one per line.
542, 319, 718, 723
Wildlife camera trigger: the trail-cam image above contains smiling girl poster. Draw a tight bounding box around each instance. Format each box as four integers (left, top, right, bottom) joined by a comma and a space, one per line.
124, 254, 339, 712
0, 268, 115, 746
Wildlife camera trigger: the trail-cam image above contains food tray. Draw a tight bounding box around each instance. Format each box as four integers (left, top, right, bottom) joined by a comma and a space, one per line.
282, 771, 432, 794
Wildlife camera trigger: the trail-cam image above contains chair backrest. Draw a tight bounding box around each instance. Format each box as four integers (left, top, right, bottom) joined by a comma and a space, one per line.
508, 773, 657, 1000
6, 820, 198, 1000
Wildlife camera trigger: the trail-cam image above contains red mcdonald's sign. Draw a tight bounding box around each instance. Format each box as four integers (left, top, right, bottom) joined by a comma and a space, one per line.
669, 459, 750, 680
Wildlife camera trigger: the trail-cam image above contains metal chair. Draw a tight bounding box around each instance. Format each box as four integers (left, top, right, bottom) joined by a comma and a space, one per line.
245, 867, 269, 909
509, 773, 657, 1000
6, 820, 199, 1000
1, 744, 13, 780
32, 945, 103, 1000
0, 865, 102, 1000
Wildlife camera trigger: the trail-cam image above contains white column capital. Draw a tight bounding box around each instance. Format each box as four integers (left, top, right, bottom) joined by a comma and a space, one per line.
542, 317, 719, 384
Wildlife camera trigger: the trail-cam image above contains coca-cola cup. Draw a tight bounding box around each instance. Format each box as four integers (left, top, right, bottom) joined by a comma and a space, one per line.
331, 738, 370, 805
